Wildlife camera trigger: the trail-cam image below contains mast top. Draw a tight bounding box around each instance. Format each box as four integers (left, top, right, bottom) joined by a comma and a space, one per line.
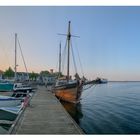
67, 21, 71, 41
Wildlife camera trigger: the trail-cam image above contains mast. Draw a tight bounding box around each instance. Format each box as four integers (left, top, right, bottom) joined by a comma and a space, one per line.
59, 42, 61, 76
67, 21, 71, 82
14, 33, 17, 82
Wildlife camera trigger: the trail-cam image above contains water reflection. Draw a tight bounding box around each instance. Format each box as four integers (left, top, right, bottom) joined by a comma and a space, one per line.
61, 101, 83, 125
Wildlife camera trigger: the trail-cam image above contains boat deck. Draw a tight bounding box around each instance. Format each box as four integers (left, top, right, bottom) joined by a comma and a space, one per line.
9, 86, 84, 134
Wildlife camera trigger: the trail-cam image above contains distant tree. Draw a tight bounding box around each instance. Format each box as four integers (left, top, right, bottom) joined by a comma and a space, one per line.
4, 67, 14, 78
40, 70, 50, 76
53, 72, 63, 77
29, 71, 39, 81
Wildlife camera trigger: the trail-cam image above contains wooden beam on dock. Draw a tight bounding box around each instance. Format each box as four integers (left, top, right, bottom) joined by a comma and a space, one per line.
10, 86, 84, 134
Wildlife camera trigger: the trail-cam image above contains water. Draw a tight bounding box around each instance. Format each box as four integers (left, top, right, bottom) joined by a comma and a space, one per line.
61, 82, 140, 134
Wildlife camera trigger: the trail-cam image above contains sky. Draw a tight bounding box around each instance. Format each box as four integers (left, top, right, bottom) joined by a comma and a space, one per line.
0, 6, 140, 81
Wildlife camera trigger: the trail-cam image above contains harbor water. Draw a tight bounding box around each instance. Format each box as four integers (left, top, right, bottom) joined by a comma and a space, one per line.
62, 82, 140, 134
0, 82, 140, 134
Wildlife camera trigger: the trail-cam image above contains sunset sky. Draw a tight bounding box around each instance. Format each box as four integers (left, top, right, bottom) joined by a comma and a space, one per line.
0, 6, 140, 81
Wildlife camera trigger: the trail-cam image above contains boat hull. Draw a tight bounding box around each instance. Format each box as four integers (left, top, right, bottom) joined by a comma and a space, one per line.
54, 84, 82, 103
0, 83, 14, 92
0, 97, 22, 107
0, 109, 17, 121
13, 88, 32, 93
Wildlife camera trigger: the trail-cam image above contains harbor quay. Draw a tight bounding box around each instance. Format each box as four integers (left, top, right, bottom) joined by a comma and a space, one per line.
9, 86, 84, 134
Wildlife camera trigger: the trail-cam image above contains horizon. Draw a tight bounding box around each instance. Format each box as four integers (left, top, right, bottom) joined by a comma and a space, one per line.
0, 7, 140, 81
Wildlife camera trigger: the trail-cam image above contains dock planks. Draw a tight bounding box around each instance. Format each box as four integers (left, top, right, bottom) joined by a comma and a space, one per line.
10, 86, 84, 134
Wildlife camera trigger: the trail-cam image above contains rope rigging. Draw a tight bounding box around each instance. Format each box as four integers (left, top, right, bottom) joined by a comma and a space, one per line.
73, 39, 85, 77
70, 41, 78, 74
17, 38, 29, 78
82, 84, 97, 100
58, 37, 85, 79
61, 39, 67, 75
57, 22, 85, 81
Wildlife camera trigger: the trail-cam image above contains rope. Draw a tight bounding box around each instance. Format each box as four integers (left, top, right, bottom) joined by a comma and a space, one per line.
70, 41, 78, 74
61, 39, 67, 75
55, 46, 59, 75
74, 39, 85, 77
83, 83, 97, 91
17, 38, 29, 78
82, 84, 97, 99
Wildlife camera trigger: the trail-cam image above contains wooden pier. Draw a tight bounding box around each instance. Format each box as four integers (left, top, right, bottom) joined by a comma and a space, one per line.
9, 86, 84, 134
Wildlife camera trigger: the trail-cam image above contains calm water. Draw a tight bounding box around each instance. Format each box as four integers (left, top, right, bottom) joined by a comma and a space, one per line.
62, 82, 140, 134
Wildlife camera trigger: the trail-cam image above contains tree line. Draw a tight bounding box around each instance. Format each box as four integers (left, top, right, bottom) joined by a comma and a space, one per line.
1, 67, 62, 80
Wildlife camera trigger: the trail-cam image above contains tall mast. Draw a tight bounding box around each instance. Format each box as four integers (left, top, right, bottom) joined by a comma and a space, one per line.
59, 42, 61, 76
14, 33, 17, 82
67, 21, 71, 82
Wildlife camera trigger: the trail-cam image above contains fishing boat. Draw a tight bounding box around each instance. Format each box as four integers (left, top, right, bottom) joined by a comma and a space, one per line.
54, 21, 84, 104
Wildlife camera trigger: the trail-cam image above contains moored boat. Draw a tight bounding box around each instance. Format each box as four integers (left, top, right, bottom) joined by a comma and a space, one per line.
54, 77, 83, 103
0, 80, 14, 92
0, 95, 22, 107
0, 104, 23, 121
54, 21, 84, 104
96, 77, 108, 84
13, 83, 33, 93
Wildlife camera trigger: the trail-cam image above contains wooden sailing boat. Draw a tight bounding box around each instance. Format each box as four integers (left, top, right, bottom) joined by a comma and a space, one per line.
54, 21, 83, 104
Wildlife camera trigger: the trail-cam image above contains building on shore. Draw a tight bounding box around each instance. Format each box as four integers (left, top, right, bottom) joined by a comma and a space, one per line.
0, 70, 4, 80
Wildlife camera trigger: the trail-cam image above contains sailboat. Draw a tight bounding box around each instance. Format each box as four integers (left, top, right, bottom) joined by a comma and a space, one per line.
0, 34, 19, 92
0, 34, 29, 107
13, 33, 33, 93
54, 21, 84, 104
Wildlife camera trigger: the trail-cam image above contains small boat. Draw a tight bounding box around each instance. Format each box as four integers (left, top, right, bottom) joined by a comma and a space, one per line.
0, 104, 23, 121
0, 80, 14, 92
13, 83, 33, 93
0, 126, 8, 134
0, 95, 22, 107
11, 91, 32, 98
11, 91, 32, 107
96, 77, 108, 84
84, 78, 101, 85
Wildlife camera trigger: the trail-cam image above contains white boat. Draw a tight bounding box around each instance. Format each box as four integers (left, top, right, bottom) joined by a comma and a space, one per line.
0, 95, 22, 107
0, 104, 23, 115
96, 77, 108, 84
13, 83, 32, 93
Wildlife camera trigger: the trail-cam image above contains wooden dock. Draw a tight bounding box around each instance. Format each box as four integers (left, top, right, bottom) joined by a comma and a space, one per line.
9, 86, 84, 134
